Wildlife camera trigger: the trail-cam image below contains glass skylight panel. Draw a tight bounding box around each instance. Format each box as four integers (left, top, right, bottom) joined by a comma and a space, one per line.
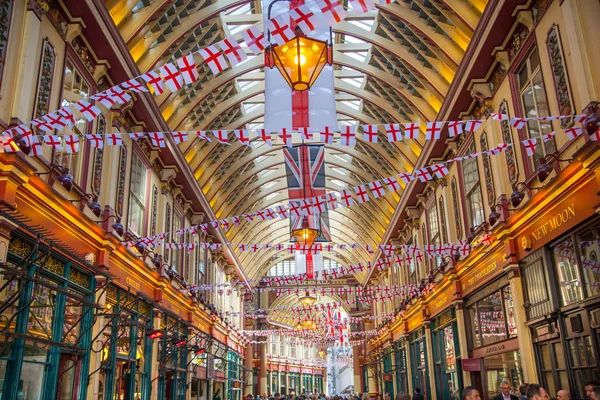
333, 154, 350, 162
332, 167, 348, 175
229, 24, 251, 35
266, 192, 279, 200
331, 179, 347, 187
344, 35, 368, 44
243, 103, 261, 114
258, 169, 275, 178
340, 77, 363, 88
344, 52, 368, 62
349, 19, 375, 31
227, 4, 252, 15
264, 180, 279, 189
341, 100, 360, 110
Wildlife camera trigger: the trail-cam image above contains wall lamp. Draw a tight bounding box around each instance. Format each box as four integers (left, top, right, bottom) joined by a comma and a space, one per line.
69, 193, 103, 217
35, 164, 73, 192
95, 214, 125, 236
536, 153, 574, 183
487, 203, 519, 227
509, 182, 544, 208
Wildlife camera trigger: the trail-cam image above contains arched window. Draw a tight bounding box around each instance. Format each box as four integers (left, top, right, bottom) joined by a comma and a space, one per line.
268, 259, 295, 276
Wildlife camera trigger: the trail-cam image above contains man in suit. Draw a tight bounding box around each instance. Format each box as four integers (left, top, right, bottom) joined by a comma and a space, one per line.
463, 386, 481, 400
411, 388, 424, 400
492, 382, 519, 400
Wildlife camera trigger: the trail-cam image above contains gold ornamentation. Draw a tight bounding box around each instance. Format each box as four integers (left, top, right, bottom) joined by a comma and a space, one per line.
69, 268, 90, 288
43, 257, 65, 275
8, 237, 32, 258
106, 284, 118, 301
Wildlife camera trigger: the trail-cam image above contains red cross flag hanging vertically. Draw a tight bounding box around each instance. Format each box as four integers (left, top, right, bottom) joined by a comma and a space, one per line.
283, 145, 331, 279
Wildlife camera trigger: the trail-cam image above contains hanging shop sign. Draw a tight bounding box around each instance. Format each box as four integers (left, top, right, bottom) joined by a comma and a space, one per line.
461, 359, 481, 372
206, 354, 215, 379
383, 373, 393, 382
470, 338, 519, 359
407, 310, 424, 333
517, 177, 596, 258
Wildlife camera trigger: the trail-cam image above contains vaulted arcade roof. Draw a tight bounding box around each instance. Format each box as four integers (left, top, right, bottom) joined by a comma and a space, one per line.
106, 0, 487, 283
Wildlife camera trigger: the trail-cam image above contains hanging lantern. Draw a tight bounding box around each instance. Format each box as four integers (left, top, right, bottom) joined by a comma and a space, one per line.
291, 216, 319, 246
299, 290, 317, 307
266, 34, 333, 91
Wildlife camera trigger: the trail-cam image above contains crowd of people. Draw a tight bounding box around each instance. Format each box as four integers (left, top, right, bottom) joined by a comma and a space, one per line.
244, 380, 600, 400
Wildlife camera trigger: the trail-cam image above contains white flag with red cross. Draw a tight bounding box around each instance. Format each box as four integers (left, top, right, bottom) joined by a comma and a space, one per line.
216, 37, 247, 66
349, 0, 375, 15
315, 0, 347, 25
176, 54, 199, 84
142, 71, 165, 95
241, 27, 268, 55
199, 45, 228, 75
268, 16, 295, 46
521, 138, 537, 156
290, 5, 319, 34
159, 63, 184, 92
74, 100, 102, 121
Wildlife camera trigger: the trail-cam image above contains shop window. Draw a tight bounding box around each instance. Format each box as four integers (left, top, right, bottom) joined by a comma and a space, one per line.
537, 341, 569, 400
553, 239, 583, 306
269, 259, 295, 276
575, 221, 600, 298
466, 286, 517, 348
58, 57, 93, 183
482, 350, 524, 399
407, 237, 417, 285
566, 335, 599, 398
517, 48, 555, 169
196, 244, 206, 286
427, 203, 441, 269
520, 249, 552, 319
462, 143, 485, 229
128, 152, 148, 237
171, 209, 183, 273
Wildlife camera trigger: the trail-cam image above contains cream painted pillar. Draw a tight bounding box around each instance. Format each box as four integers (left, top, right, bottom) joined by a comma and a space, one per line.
353, 346, 362, 393
506, 266, 537, 383
259, 341, 268, 396
150, 312, 162, 400
454, 303, 472, 387
559, 0, 598, 105
424, 322, 437, 400
404, 339, 413, 395
244, 343, 254, 396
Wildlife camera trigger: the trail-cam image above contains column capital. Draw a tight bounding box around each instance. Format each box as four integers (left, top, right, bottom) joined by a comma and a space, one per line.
503, 263, 521, 279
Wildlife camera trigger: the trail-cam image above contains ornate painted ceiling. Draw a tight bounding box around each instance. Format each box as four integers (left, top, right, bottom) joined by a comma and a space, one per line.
106, 0, 487, 284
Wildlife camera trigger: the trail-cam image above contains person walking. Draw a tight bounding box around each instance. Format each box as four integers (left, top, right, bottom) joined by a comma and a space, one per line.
463, 386, 481, 400
412, 388, 424, 400
492, 381, 518, 400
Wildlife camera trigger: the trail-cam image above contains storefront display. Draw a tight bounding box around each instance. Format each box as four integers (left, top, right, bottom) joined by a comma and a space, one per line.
409, 328, 430, 399
432, 309, 462, 400
393, 340, 408, 395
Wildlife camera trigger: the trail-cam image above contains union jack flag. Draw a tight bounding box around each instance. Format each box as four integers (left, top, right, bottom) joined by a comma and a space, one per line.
283, 145, 331, 242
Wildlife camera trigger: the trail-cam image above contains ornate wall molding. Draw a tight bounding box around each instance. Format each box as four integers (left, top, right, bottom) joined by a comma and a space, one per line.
480, 131, 495, 206
115, 145, 127, 217
546, 24, 575, 128
499, 100, 518, 184
32, 38, 56, 122
91, 114, 105, 196
451, 177, 462, 240
0, 0, 14, 94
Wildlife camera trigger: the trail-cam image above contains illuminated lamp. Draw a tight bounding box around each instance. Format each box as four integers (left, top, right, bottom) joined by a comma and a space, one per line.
296, 323, 303, 330
298, 290, 316, 307
266, 34, 332, 92
291, 216, 319, 247
174, 338, 187, 348
193, 345, 206, 355
536, 159, 554, 183
147, 330, 164, 339
318, 350, 326, 357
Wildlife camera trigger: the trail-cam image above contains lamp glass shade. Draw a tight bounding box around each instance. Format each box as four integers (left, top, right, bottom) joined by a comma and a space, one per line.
299, 291, 316, 307
270, 36, 330, 91
291, 217, 319, 246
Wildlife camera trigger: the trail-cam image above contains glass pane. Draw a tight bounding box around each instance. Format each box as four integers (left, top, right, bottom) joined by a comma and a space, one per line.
529, 50, 540, 74
28, 284, 55, 340
128, 194, 145, 237
467, 305, 481, 348
544, 372, 556, 397
443, 326, 456, 372
482, 350, 523, 399
553, 239, 584, 305
576, 222, 600, 297
503, 286, 518, 337
584, 336, 596, 366
478, 291, 507, 346
554, 342, 566, 369
540, 344, 551, 369
57, 358, 76, 400
63, 292, 82, 344
558, 371, 569, 393
568, 340, 578, 367
518, 65, 529, 89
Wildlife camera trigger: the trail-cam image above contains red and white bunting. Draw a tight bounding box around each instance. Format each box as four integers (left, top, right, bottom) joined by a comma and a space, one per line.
425, 121, 443, 140
216, 37, 247, 66
565, 126, 583, 140
275, 205, 289, 219
398, 172, 415, 185
290, 5, 318, 34
122, 78, 148, 93
196, 131, 212, 142
241, 27, 268, 55
574, 114, 587, 124
404, 122, 420, 139
29, 136, 42, 156
108, 86, 132, 104
234, 129, 250, 145
64, 135, 80, 153
521, 138, 537, 156
257, 129, 272, 147
176, 54, 199, 84
385, 124, 402, 142
464, 120, 483, 133
340, 126, 356, 146
0, 134, 16, 152
214, 130, 230, 145
57, 107, 76, 128
91, 91, 116, 109
430, 163, 449, 178
278, 128, 293, 147
339, 189, 355, 207
323, 192, 339, 210
172, 131, 189, 144
142, 71, 165, 95
313, 197, 327, 214
268, 16, 295, 46
296, 127, 312, 140
149, 132, 166, 148
199, 45, 228, 75
315, 0, 347, 25
320, 126, 335, 144
447, 121, 463, 138
43, 112, 67, 131
129, 132, 145, 140
491, 113, 509, 121
542, 131, 556, 142
85, 134, 104, 149
382, 176, 400, 191
368, 181, 385, 198
349, 0, 375, 15
362, 124, 378, 143
590, 127, 600, 141
106, 133, 123, 147
74, 100, 102, 121
43, 135, 62, 149
10, 125, 33, 146
159, 63, 184, 92
510, 117, 527, 129
354, 184, 369, 203
414, 167, 433, 182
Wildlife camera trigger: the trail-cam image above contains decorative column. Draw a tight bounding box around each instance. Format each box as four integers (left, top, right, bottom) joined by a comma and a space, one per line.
86, 277, 107, 400
454, 301, 472, 387
150, 311, 162, 400
404, 336, 413, 395
259, 339, 268, 395
352, 346, 362, 393
424, 320, 437, 400
506, 264, 536, 382
244, 342, 254, 396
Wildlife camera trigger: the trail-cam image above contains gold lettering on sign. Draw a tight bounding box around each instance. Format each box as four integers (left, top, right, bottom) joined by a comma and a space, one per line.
530, 204, 576, 244
126, 277, 141, 291
433, 296, 447, 311
468, 262, 498, 287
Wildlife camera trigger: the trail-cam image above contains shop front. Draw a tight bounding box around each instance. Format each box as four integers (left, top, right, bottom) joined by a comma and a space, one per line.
463, 275, 523, 400
516, 178, 600, 399
409, 327, 431, 399
393, 339, 408, 395
381, 346, 394, 399
431, 308, 462, 400
156, 314, 189, 400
